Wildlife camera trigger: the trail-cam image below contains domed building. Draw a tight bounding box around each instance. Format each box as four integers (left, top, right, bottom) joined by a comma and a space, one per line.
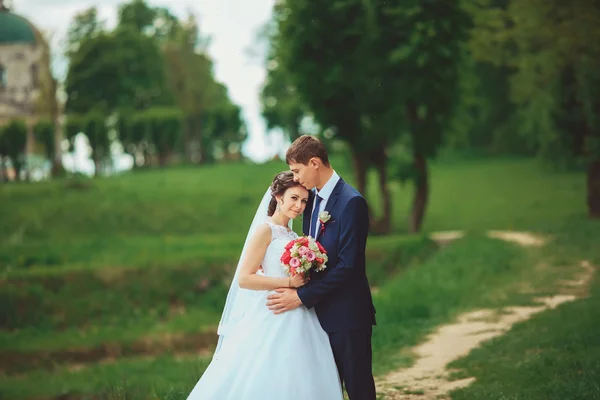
0, 0, 42, 153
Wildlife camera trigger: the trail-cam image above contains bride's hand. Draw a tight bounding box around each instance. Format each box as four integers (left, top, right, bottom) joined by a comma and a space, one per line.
289, 273, 309, 288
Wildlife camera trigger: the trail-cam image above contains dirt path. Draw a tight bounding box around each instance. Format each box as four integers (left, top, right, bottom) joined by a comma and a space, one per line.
376, 230, 595, 400
429, 230, 548, 247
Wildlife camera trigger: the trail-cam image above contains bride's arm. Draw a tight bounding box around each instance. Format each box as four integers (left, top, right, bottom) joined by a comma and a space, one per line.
238, 224, 305, 291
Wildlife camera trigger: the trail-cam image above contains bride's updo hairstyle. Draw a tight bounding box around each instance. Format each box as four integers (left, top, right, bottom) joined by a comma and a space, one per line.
267, 171, 302, 216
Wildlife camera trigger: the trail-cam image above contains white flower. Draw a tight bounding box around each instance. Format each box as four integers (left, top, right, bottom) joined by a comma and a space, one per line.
309, 241, 319, 251
318, 211, 331, 224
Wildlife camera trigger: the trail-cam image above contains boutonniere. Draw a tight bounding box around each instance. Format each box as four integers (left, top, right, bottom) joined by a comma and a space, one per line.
319, 211, 332, 234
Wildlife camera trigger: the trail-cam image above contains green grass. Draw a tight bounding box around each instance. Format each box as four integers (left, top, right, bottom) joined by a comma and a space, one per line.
367, 157, 586, 233
0, 233, 433, 332
447, 221, 600, 400
0, 156, 596, 399
0, 355, 209, 400
0, 158, 587, 248
0, 233, 245, 276
0, 162, 284, 240
449, 280, 600, 400
370, 233, 575, 375
0, 308, 218, 353
0, 234, 435, 379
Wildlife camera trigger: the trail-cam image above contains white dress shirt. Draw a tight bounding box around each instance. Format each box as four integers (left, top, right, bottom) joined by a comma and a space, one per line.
310, 170, 340, 237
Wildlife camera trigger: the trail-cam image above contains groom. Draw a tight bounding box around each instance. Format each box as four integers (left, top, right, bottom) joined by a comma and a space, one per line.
267, 135, 377, 399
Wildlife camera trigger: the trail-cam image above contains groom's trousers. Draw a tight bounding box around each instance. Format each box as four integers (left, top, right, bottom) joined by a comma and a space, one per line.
328, 328, 376, 400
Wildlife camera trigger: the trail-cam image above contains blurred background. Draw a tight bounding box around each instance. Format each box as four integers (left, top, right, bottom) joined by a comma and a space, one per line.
1, 0, 599, 399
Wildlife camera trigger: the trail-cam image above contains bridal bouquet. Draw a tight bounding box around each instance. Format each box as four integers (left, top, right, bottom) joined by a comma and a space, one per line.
280, 236, 328, 277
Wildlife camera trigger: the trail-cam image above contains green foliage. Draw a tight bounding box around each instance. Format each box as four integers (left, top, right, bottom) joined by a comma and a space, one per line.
134, 107, 184, 165
274, 0, 377, 151
64, 113, 85, 152
384, 0, 470, 157
0, 119, 27, 176
117, 0, 157, 34
468, 0, 600, 167
33, 119, 55, 161
259, 20, 308, 142
65, 26, 170, 114
66, 6, 105, 55
84, 111, 110, 163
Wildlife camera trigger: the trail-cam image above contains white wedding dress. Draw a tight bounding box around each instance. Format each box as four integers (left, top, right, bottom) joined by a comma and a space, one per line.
186, 222, 343, 400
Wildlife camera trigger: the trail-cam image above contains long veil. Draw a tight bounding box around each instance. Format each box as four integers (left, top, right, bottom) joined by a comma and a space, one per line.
214, 186, 291, 356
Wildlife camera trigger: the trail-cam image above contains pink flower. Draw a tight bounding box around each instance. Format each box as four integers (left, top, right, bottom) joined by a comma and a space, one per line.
299, 246, 309, 256
290, 257, 301, 268
306, 251, 316, 262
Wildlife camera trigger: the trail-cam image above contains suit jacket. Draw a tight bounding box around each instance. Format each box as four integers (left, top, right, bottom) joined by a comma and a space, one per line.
297, 178, 376, 332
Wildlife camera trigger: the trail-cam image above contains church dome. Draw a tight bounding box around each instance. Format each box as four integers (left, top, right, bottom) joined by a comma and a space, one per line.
0, 4, 37, 45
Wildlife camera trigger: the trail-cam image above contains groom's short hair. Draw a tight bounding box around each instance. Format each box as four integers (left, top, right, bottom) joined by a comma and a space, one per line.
286, 135, 330, 167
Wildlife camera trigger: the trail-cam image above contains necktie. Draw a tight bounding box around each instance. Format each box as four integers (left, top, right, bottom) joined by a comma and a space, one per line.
310, 194, 323, 238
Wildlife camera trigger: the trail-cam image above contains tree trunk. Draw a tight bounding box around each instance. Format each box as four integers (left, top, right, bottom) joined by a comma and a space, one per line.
409, 152, 429, 233
92, 150, 101, 176
52, 115, 64, 176
183, 116, 194, 163
23, 123, 34, 181
372, 147, 391, 234
195, 114, 210, 165
588, 158, 600, 219
50, 74, 64, 176
351, 151, 368, 196
158, 146, 171, 167
0, 156, 6, 183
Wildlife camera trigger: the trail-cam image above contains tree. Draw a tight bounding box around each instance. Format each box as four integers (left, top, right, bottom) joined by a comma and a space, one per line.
259, 21, 308, 142
162, 13, 227, 164
273, 0, 469, 232
0, 128, 7, 182
65, 26, 170, 114
383, 0, 470, 232
66, 7, 105, 56
469, 0, 600, 218
33, 120, 55, 163
118, 0, 180, 41
205, 98, 246, 161
144, 107, 183, 166
273, 0, 384, 211
0, 120, 28, 181
64, 0, 243, 167
261, 62, 307, 143
83, 111, 110, 174
34, 30, 64, 175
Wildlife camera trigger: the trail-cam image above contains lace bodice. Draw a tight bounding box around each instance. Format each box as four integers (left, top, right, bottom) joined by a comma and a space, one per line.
262, 221, 297, 278
265, 221, 296, 242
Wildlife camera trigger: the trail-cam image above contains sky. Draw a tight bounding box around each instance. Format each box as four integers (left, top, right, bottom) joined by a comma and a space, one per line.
13, 0, 284, 163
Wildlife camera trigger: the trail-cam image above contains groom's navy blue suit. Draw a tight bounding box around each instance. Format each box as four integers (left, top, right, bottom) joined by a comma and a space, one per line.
297, 177, 376, 400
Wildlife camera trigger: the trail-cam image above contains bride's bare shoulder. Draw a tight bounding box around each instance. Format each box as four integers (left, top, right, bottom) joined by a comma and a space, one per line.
251, 223, 273, 242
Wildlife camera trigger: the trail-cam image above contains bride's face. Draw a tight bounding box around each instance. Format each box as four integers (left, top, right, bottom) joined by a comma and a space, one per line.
278, 186, 309, 219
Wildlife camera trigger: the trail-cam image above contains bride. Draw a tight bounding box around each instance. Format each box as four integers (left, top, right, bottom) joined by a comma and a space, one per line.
186, 171, 343, 400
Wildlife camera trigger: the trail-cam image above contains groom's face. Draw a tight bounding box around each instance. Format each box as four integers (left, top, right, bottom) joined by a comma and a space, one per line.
289, 160, 317, 190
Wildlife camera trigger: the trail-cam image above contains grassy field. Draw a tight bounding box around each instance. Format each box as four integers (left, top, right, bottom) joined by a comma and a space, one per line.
448, 221, 600, 400
0, 156, 597, 399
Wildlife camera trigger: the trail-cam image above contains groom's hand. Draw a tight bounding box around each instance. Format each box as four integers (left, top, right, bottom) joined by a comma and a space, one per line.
266, 288, 302, 314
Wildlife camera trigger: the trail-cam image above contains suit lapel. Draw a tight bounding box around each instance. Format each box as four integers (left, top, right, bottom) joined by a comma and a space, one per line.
324, 178, 345, 214
316, 178, 345, 240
